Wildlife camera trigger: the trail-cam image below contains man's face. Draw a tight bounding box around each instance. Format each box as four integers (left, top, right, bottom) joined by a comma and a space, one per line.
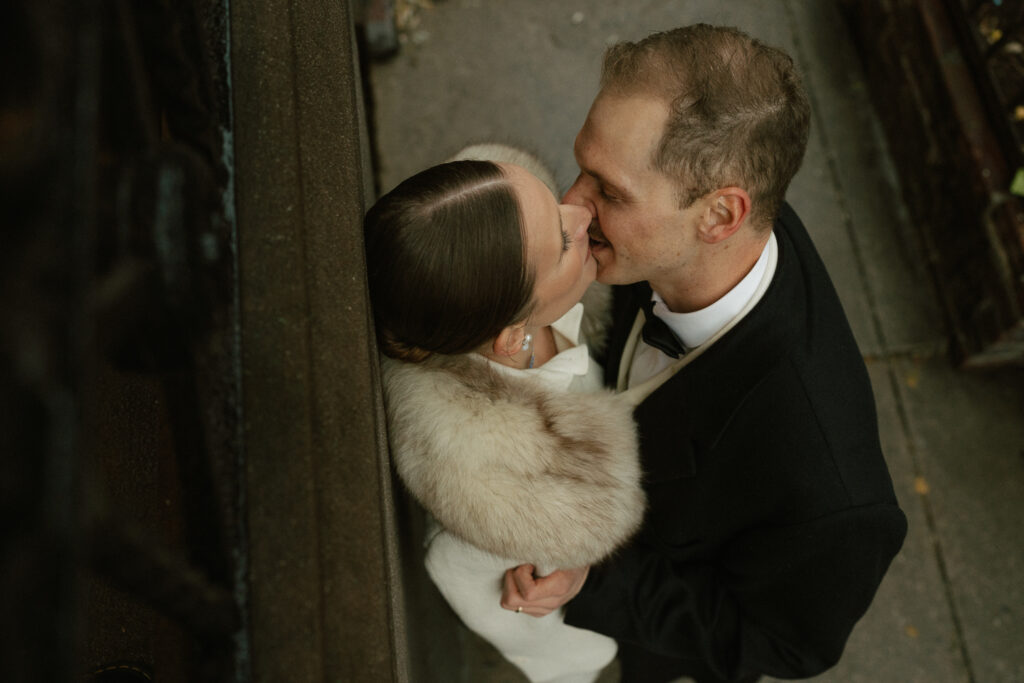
563, 92, 704, 287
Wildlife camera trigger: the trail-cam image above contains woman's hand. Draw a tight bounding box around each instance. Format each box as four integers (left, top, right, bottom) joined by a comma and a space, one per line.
500, 564, 590, 617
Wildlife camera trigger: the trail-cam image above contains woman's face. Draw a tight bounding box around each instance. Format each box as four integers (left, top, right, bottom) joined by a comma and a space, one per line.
503, 163, 597, 327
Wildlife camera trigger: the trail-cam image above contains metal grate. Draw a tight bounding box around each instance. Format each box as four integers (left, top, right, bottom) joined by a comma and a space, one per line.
842, 0, 1024, 366
950, 0, 1024, 170
1, 1, 244, 680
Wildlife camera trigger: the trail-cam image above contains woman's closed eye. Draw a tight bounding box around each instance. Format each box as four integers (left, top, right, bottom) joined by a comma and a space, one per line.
561, 229, 571, 252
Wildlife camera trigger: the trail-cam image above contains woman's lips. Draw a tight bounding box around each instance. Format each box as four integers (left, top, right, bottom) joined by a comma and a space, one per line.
588, 224, 608, 248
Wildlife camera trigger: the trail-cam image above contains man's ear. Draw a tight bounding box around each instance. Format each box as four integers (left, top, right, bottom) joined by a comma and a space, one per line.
698, 187, 751, 244
492, 324, 527, 358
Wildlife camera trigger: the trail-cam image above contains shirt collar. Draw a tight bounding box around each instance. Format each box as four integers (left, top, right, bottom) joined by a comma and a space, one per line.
475, 303, 591, 391
550, 300, 584, 348
651, 232, 776, 350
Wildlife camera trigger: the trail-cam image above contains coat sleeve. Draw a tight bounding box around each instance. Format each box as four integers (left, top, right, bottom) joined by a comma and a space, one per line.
564, 502, 907, 680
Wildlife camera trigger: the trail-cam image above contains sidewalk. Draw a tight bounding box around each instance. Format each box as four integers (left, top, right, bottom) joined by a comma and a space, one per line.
368, 2, 1024, 681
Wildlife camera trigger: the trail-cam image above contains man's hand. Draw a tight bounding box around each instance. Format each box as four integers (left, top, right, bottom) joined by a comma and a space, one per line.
500, 564, 590, 617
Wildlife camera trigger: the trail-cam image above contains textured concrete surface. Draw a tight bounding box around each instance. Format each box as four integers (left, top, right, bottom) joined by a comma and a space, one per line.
368, 1, 1024, 681
231, 0, 404, 680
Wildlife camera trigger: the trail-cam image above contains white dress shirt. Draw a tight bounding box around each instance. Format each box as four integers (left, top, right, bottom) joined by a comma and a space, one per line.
628, 232, 778, 388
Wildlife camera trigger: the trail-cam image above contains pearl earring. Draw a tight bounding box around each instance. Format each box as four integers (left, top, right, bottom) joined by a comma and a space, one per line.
522, 333, 535, 369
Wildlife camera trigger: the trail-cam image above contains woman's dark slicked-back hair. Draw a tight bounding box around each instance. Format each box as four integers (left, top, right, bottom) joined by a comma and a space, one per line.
364, 160, 535, 362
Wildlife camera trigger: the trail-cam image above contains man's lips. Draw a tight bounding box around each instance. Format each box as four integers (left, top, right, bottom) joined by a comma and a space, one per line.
588, 223, 609, 247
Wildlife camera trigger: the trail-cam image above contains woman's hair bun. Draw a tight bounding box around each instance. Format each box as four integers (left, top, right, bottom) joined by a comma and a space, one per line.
379, 331, 433, 363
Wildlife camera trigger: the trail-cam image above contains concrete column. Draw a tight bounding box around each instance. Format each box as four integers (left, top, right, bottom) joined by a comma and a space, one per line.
229, 0, 407, 679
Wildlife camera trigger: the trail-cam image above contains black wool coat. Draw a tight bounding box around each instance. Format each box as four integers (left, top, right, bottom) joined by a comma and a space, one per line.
564, 203, 908, 682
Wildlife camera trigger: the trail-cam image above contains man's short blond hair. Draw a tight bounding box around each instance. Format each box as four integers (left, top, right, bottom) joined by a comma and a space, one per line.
601, 25, 811, 229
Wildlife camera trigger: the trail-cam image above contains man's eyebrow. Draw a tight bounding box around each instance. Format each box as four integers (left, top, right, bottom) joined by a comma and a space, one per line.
583, 165, 630, 198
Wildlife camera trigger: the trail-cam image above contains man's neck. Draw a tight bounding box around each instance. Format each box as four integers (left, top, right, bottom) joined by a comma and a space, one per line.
652, 232, 770, 313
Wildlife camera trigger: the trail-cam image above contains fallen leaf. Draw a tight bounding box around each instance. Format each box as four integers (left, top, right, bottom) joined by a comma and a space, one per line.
914, 476, 930, 495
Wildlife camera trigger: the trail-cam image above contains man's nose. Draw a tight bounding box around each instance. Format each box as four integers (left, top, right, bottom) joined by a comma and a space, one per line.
562, 175, 595, 214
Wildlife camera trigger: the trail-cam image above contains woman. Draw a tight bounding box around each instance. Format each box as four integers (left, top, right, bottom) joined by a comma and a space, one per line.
365, 148, 644, 683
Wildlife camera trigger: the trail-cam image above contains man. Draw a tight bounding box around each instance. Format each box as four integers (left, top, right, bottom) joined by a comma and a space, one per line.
501, 25, 907, 683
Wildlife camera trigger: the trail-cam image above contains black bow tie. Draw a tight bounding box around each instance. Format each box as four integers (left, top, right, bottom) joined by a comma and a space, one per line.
641, 299, 687, 358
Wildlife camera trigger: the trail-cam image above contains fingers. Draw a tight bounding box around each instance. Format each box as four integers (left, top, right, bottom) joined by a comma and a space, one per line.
501, 565, 554, 617
501, 565, 592, 617
500, 567, 520, 607
511, 563, 537, 598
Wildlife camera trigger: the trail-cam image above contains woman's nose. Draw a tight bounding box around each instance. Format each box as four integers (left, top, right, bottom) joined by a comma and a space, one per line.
562, 175, 595, 214
567, 204, 592, 240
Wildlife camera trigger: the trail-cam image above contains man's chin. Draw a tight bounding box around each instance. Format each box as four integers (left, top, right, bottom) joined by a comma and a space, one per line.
595, 261, 638, 286
595, 266, 619, 285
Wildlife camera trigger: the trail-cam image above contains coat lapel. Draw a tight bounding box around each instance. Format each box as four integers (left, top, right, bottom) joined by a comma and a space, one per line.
621, 221, 795, 486
603, 283, 650, 388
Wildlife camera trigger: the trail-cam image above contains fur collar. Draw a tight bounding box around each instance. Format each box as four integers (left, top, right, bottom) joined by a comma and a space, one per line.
382, 352, 644, 570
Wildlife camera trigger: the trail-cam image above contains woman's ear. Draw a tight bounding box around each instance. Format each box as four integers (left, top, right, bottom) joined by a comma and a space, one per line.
492, 324, 527, 358
699, 187, 751, 244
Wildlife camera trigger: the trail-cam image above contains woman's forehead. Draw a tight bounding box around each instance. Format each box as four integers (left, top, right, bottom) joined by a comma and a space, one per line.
502, 164, 560, 265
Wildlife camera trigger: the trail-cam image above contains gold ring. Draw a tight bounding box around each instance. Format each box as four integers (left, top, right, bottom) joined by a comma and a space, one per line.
515, 606, 523, 613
